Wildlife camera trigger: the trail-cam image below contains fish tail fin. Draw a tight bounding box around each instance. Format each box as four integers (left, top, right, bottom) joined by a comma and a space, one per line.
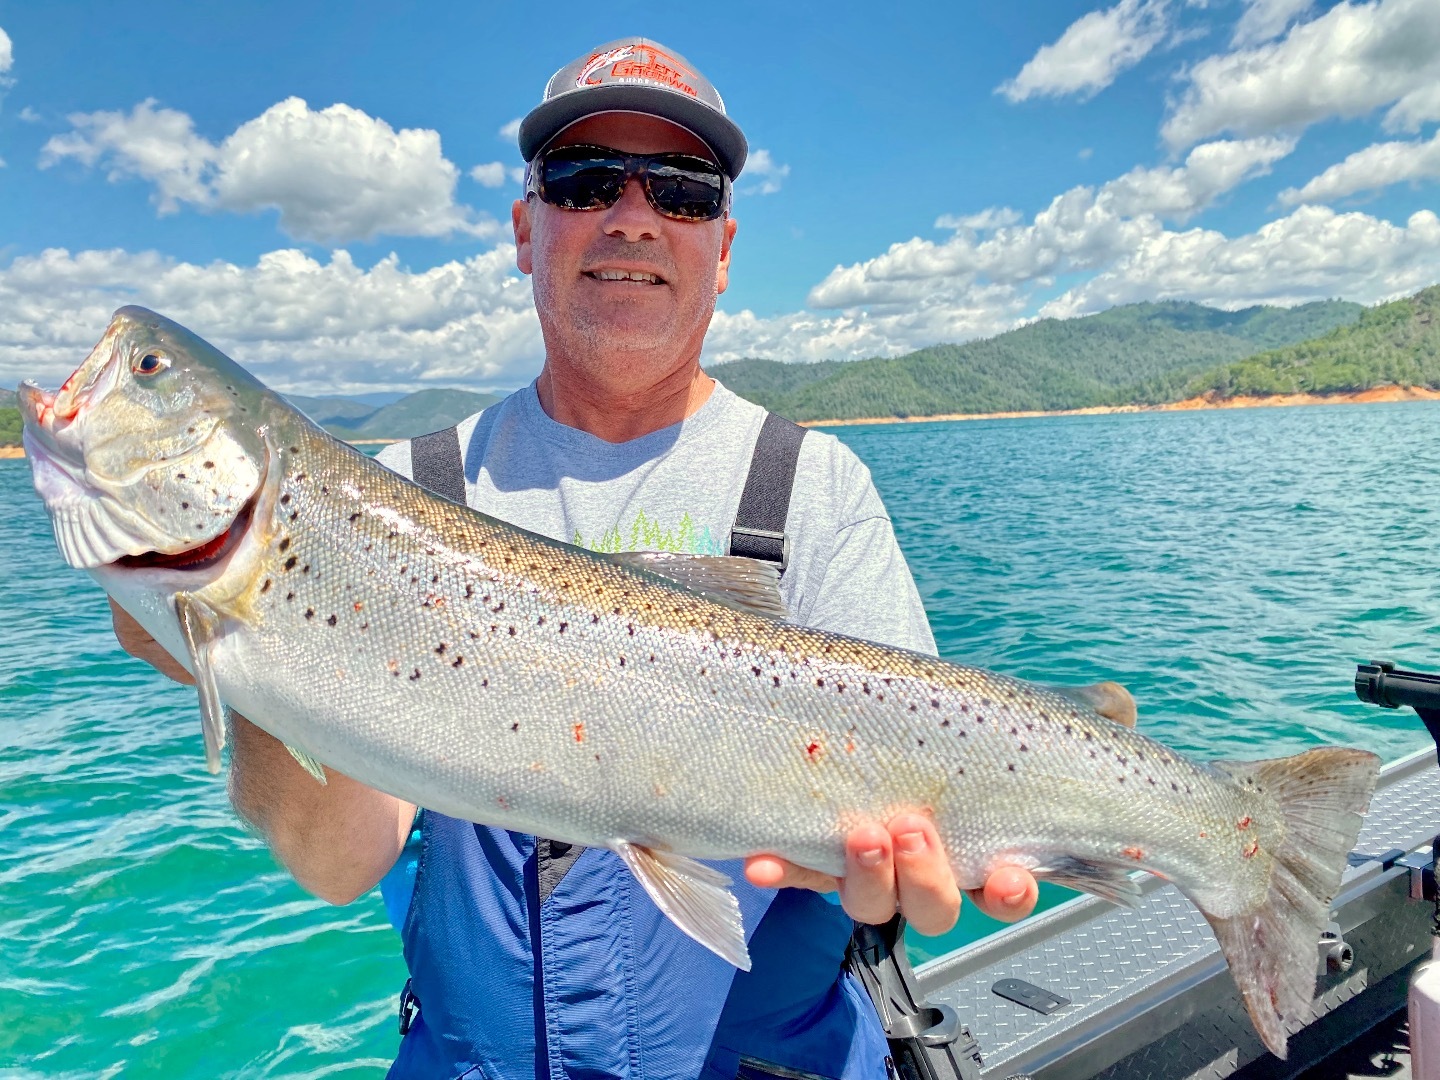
1205, 747, 1379, 1059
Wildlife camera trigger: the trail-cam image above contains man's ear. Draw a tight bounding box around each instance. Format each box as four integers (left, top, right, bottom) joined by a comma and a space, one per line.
513, 198, 534, 275
716, 216, 738, 295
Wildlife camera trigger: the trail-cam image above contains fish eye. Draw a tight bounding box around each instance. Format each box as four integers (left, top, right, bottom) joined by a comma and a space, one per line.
134, 352, 170, 376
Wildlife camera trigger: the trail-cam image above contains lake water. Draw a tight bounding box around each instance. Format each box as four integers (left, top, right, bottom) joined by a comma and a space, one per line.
2, 402, 1435, 1075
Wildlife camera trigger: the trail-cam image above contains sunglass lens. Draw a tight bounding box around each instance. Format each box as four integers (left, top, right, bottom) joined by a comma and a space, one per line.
541, 153, 627, 210
647, 160, 725, 221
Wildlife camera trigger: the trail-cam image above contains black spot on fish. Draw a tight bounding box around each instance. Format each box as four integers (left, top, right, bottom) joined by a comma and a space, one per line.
327, 614, 337, 626
816, 678, 824, 688
511, 722, 519, 732
1019, 743, 1028, 752
909, 704, 917, 712
956, 766, 965, 776
304, 609, 314, 619
295, 473, 307, 482
1171, 782, 1179, 791
431, 574, 439, 584
482, 678, 488, 687
619, 656, 626, 667
290, 446, 299, 454
349, 512, 361, 523
1007, 763, 1016, 772
410, 669, 421, 681
302, 565, 310, 575
261, 579, 272, 593
1084, 731, 1093, 741
917, 738, 925, 747
284, 556, 297, 571
321, 485, 329, 494
436, 644, 447, 654
508, 627, 516, 636
181, 501, 190, 510
279, 538, 290, 553
558, 622, 568, 633
452, 656, 464, 668
286, 591, 295, 601
280, 494, 291, 505
465, 585, 474, 599
203, 461, 215, 469
772, 675, 781, 687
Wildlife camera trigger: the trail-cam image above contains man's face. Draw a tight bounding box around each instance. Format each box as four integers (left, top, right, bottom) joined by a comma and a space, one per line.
513, 112, 738, 378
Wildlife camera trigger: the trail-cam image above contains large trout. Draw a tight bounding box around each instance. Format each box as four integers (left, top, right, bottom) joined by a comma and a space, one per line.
20, 307, 1378, 1057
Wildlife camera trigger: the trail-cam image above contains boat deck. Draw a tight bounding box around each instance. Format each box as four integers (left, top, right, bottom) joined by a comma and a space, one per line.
915, 745, 1438, 1079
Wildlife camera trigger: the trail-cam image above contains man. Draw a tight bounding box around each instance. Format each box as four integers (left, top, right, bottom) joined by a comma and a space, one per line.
113, 37, 1041, 1079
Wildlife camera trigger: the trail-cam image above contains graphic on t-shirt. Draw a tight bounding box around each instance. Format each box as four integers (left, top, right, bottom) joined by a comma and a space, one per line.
574, 509, 724, 555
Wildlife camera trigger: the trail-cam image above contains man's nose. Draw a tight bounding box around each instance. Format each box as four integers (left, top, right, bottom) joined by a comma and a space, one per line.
601, 178, 661, 241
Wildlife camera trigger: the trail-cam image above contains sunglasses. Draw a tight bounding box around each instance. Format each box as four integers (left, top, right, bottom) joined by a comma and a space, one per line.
527, 143, 729, 222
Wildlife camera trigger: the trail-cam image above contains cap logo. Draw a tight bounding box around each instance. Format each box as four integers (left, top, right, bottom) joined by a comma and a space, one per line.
576, 43, 700, 99
575, 46, 635, 89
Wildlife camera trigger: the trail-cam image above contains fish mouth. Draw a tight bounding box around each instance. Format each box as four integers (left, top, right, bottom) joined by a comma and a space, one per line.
112, 494, 256, 573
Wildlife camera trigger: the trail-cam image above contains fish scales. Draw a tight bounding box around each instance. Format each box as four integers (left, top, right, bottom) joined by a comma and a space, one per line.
20, 307, 1381, 1058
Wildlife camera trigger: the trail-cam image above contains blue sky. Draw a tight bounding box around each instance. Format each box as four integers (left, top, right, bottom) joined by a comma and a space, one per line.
2, 0, 1438, 394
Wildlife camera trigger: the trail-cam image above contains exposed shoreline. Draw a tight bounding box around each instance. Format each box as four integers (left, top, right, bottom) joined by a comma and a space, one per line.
4, 386, 1437, 458
797, 384, 1440, 427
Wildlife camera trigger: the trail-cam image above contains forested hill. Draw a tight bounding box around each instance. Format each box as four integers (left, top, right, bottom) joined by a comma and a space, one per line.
709, 299, 1363, 422
1178, 287, 1440, 400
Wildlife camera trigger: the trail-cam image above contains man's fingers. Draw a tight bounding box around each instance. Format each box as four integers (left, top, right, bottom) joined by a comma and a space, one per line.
890, 814, 962, 936
836, 823, 899, 925
965, 864, 1039, 923
742, 854, 838, 895
109, 598, 194, 685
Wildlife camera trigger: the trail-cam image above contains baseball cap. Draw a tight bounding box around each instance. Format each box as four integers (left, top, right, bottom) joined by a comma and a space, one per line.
518, 38, 748, 180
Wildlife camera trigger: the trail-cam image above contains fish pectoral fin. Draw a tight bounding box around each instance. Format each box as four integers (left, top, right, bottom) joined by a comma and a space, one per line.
285, 744, 328, 785
607, 552, 788, 621
173, 593, 229, 776
1032, 855, 1143, 908
611, 840, 752, 971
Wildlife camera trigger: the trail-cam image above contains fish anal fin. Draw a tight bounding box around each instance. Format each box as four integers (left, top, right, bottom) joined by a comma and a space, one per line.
1198, 747, 1380, 1059
611, 840, 751, 971
285, 743, 328, 785
174, 593, 228, 775
607, 552, 787, 621
1032, 855, 1143, 908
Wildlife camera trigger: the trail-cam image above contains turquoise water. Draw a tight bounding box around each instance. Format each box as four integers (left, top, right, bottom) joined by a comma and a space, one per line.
2, 402, 1435, 1074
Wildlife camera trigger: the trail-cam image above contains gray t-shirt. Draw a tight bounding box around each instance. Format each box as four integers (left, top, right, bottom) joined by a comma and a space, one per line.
376, 379, 935, 654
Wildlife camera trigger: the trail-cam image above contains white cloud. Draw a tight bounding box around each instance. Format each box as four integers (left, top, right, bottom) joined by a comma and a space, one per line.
0, 246, 540, 394
1041, 206, 1440, 316
40, 97, 499, 244
997, 0, 1169, 102
1232, 0, 1312, 46
809, 137, 1291, 312
738, 148, 790, 196
0, 25, 12, 75
19, 105, 40, 123
499, 117, 523, 143
1281, 129, 1440, 204
1101, 135, 1295, 220
470, 162, 506, 187
1163, 0, 1440, 150
935, 208, 1024, 231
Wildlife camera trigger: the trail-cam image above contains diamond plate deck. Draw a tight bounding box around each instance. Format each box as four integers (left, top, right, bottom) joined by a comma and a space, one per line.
915, 746, 1440, 1080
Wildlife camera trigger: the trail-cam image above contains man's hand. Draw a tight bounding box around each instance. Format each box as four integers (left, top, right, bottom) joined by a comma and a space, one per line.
111, 598, 193, 685
744, 814, 1039, 935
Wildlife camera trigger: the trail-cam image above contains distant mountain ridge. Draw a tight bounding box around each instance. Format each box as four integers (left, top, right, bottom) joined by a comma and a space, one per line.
1179, 287, 1440, 400
286, 388, 505, 440
708, 299, 1364, 422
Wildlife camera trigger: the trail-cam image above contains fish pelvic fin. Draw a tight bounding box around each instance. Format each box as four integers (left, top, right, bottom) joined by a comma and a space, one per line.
1032, 856, 1143, 908
1204, 747, 1380, 1059
174, 593, 229, 775
285, 743, 328, 785
611, 841, 751, 971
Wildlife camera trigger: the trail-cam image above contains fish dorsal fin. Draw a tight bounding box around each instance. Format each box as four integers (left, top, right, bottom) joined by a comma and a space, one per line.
607, 552, 788, 621
610, 840, 752, 971
1042, 680, 1138, 728
174, 593, 229, 775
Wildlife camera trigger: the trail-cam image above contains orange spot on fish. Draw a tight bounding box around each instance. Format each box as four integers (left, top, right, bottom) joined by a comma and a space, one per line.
1199, 831, 1208, 839
1236, 816, 1252, 830
1123, 846, 1145, 861
1242, 839, 1260, 858
845, 739, 855, 754
496, 795, 510, 810
353, 601, 363, 612
573, 722, 585, 743
805, 741, 822, 760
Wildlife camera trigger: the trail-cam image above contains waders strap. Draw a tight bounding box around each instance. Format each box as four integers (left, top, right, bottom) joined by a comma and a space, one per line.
729, 412, 806, 572
410, 425, 467, 505
846, 916, 984, 1080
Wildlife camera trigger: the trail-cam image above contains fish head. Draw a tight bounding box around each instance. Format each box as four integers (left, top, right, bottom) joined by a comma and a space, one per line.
20, 306, 269, 571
